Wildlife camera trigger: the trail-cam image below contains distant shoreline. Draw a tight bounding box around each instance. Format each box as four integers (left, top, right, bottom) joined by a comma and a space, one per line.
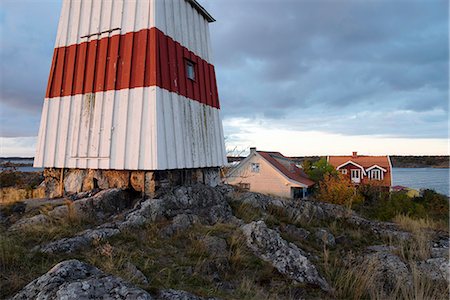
2, 156, 449, 169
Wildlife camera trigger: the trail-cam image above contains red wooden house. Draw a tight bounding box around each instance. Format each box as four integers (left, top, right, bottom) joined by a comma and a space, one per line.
327, 152, 393, 187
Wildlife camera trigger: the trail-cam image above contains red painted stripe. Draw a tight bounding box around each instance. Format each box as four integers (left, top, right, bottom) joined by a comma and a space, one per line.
46, 50, 58, 97
63, 45, 77, 95
52, 47, 65, 97
45, 28, 220, 109
84, 39, 98, 93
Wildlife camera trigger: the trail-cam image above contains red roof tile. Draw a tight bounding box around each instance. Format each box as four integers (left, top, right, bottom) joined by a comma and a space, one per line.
328, 155, 391, 169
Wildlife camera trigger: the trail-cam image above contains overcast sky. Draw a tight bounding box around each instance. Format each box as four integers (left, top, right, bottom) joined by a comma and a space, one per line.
0, 0, 448, 156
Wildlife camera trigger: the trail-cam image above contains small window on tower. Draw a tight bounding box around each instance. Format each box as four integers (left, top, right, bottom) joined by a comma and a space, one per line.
185, 59, 196, 81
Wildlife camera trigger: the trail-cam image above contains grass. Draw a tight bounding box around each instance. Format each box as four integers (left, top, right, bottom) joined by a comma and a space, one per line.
1, 191, 448, 299
393, 214, 445, 232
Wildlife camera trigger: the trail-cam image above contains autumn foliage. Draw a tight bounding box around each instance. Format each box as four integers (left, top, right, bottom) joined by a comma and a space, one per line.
316, 173, 362, 208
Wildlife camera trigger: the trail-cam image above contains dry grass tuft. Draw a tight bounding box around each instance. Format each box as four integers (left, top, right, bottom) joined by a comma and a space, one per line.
392, 214, 434, 261
326, 252, 379, 300
393, 214, 440, 232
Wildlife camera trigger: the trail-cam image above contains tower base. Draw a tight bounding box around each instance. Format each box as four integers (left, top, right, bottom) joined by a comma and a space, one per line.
43, 168, 221, 199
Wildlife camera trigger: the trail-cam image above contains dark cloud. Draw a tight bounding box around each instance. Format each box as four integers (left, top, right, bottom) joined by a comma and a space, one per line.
0, 0, 60, 136
201, 0, 448, 138
0, 0, 447, 140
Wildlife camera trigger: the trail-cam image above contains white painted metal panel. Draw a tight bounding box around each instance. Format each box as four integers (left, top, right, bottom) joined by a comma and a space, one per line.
55, 0, 156, 48
155, 0, 211, 62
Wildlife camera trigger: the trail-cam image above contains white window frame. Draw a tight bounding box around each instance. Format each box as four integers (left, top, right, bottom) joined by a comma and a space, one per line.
350, 169, 361, 183
370, 169, 382, 180
251, 163, 260, 173
186, 59, 196, 81
341, 169, 348, 175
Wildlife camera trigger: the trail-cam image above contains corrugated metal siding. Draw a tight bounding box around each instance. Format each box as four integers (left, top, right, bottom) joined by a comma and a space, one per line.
46, 28, 219, 109
35, 0, 226, 170
34, 87, 226, 170
55, 0, 156, 49
155, 0, 212, 61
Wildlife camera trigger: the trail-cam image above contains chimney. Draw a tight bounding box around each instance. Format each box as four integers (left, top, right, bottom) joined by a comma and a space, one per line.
250, 147, 257, 154
352, 151, 357, 158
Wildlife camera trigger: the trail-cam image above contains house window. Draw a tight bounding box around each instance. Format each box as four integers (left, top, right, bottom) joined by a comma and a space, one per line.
350, 169, 361, 183
251, 163, 260, 173
185, 59, 195, 81
238, 183, 250, 190
370, 169, 381, 180
341, 169, 348, 175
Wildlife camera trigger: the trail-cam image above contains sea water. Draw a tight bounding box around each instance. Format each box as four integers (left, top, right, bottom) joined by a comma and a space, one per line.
392, 168, 449, 196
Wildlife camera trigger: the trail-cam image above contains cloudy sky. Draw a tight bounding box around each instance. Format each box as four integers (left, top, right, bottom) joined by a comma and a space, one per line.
0, 0, 448, 157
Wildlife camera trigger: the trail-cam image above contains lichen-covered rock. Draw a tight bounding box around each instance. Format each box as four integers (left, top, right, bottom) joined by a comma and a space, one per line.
365, 251, 412, 293
121, 184, 234, 228
11, 189, 132, 231
156, 289, 218, 300
11, 259, 153, 300
159, 214, 201, 237
417, 258, 449, 282
279, 224, 310, 241
200, 235, 228, 258
124, 262, 149, 285
64, 169, 86, 194
314, 228, 336, 248
228, 187, 411, 241
36, 227, 120, 254
241, 220, 330, 291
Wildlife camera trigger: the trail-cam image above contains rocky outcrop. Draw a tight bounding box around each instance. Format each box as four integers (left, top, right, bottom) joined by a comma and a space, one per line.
11, 259, 153, 300
417, 258, 449, 282
232, 190, 411, 241
120, 184, 236, 228
156, 289, 215, 300
314, 228, 336, 248
241, 220, 330, 292
37, 227, 121, 254
10, 189, 132, 231
365, 251, 412, 293
12, 259, 212, 300
34, 184, 235, 254
279, 224, 310, 241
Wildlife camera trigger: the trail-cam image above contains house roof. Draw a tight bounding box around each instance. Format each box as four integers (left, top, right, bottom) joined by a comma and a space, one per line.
186, 0, 216, 22
257, 151, 315, 187
328, 155, 391, 170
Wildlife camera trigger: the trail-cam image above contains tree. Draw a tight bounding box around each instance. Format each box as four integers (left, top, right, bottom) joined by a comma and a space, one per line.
304, 158, 337, 183
316, 173, 362, 208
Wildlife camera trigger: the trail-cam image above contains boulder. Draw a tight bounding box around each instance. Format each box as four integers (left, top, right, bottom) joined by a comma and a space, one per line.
417, 258, 449, 282
11, 259, 153, 300
365, 251, 412, 294
200, 235, 228, 258
64, 169, 85, 194
36, 227, 120, 254
156, 289, 213, 300
159, 214, 201, 237
241, 220, 330, 291
314, 229, 336, 248
124, 262, 149, 285
279, 224, 310, 241
11, 189, 132, 231
121, 184, 234, 228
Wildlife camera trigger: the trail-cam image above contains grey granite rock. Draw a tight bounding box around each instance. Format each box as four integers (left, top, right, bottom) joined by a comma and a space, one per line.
11, 259, 152, 300
241, 220, 330, 292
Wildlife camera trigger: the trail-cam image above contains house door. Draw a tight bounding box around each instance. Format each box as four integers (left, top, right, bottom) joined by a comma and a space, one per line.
350, 169, 361, 184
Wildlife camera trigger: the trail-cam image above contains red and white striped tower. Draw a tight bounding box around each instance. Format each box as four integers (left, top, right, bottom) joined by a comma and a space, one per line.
34, 0, 227, 196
